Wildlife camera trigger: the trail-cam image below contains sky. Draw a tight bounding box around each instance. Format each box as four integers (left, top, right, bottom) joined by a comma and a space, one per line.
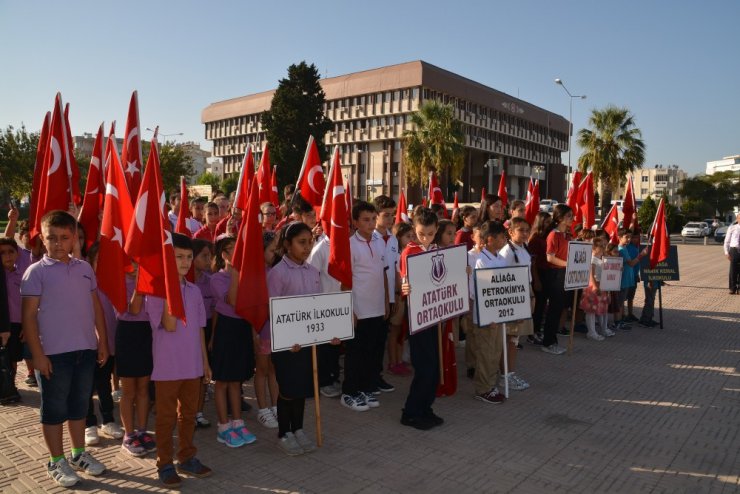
1, 0, 738, 176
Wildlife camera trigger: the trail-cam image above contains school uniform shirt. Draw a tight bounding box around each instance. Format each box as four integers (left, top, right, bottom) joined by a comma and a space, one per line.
193, 225, 218, 243
16, 247, 35, 276
528, 235, 548, 271
4, 266, 22, 324
618, 245, 637, 289
209, 269, 240, 319
626, 243, 640, 280
97, 289, 117, 356
146, 281, 207, 381
467, 248, 482, 300
376, 227, 399, 303
307, 234, 341, 293
167, 210, 201, 234
499, 241, 532, 282
264, 256, 321, 331
473, 248, 508, 324
194, 271, 215, 321
455, 228, 475, 251
350, 231, 387, 319
546, 230, 571, 269
20, 255, 98, 356
115, 276, 150, 321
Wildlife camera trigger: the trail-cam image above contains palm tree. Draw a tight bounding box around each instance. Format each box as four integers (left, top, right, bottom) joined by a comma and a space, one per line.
576, 106, 645, 210
402, 101, 465, 189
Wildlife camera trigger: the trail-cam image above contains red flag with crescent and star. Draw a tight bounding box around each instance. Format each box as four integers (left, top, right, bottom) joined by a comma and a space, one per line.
78, 123, 106, 249
121, 91, 143, 202
295, 135, 325, 212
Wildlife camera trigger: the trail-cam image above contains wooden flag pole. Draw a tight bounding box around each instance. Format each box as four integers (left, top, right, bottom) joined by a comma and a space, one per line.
311, 345, 322, 447
568, 290, 578, 354
658, 284, 664, 330
502, 323, 509, 398
438, 322, 444, 385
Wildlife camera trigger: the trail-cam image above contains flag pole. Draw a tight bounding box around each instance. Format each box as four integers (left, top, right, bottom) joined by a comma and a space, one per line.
502, 323, 509, 398
311, 345, 323, 447
568, 290, 578, 354
437, 322, 444, 385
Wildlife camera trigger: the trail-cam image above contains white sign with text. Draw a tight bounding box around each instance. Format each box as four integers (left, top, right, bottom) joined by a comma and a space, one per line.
474, 265, 532, 325
600, 256, 623, 292
564, 241, 593, 291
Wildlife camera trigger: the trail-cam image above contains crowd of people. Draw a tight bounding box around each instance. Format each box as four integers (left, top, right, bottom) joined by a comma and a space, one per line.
1, 186, 662, 489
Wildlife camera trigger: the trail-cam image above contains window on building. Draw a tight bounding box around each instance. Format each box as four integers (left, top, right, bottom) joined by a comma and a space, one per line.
641, 188, 648, 195
412, 88, 419, 100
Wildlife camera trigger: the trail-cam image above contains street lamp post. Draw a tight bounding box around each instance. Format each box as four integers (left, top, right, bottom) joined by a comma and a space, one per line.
145, 127, 183, 143
554, 79, 586, 197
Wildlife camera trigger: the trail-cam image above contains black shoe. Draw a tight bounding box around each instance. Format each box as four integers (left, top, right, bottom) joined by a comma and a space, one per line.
425, 411, 444, 427
466, 367, 475, 379
377, 378, 395, 393
25, 375, 38, 387
241, 400, 252, 412
516, 343, 523, 350
401, 414, 435, 431
527, 334, 544, 345
730, 291, 737, 295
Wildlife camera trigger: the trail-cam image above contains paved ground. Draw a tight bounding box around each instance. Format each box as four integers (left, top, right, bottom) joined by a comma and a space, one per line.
1, 243, 739, 494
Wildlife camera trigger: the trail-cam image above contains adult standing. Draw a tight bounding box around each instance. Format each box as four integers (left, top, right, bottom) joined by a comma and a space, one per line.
724, 220, 740, 294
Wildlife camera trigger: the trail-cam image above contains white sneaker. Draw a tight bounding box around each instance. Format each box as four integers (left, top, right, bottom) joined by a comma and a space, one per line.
587, 332, 605, 341
293, 429, 316, 453
85, 426, 99, 446
500, 372, 530, 391
68, 450, 106, 476
257, 408, 278, 429
541, 344, 566, 355
341, 393, 369, 412
47, 458, 80, 487
100, 422, 124, 439
277, 432, 303, 456
320, 385, 341, 398
111, 390, 122, 403
361, 391, 380, 408
603, 328, 616, 337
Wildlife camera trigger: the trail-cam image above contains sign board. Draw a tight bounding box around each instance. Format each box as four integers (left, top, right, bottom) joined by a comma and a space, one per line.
405, 244, 470, 334
639, 245, 680, 282
188, 184, 212, 198
600, 256, 623, 292
270, 291, 354, 352
474, 265, 532, 325
564, 241, 592, 291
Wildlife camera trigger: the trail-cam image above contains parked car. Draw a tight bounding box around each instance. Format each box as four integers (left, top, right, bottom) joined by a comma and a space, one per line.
703, 218, 719, 233
539, 199, 558, 213
715, 224, 729, 243
681, 222, 710, 238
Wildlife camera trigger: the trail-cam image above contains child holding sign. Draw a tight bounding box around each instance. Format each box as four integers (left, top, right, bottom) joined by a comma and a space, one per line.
579, 237, 612, 340
400, 209, 443, 430
268, 222, 334, 455
543, 205, 574, 355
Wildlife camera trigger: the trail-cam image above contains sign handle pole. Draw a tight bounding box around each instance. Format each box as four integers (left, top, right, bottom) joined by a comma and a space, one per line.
437, 322, 444, 385
568, 290, 578, 354
658, 284, 664, 330
502, 323, 509, 398
311, 345, 322, 447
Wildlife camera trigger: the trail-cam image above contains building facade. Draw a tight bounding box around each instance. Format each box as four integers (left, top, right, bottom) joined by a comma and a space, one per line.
201, 61, 570, 203
624, 165, 687, 207
706, 155, 740, 175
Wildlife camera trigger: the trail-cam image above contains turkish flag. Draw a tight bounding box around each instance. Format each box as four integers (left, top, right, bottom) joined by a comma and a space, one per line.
622, 176, 636, 230
480, 187, 486, 203
256, 144, 273, 206
581, 172, 595, 229
601, 203, 620, 244
97, 133, 134, 313
428, 171, 448, 217
102, 122, 117, 180
28, 111, 51, 241
566, 171, 583, 212
234, 176, 269, 329
395, 188, 409, 224
452, 191, 459, 216
31, 93, 76, 239
124, 137, 185, 321
63, 104, 82, 206
323, 148, 352, 288
344, 175, 353, 229
649, 198, 670, 268
524, 178, 539, 225
234, 145, 254, 211
295, 135, 326, 210
435, 320, 457, 397
121, 91, 143, 201
175, 176, 191, 237
497, 169, 508, 209
270, 165, 280, 208
78, 123, 106, 249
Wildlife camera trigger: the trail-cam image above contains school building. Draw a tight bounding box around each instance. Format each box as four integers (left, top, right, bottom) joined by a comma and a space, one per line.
201, 60, 570, 204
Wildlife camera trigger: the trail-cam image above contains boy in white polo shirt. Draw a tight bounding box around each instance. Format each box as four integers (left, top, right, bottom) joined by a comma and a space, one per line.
342, 201, 389, 411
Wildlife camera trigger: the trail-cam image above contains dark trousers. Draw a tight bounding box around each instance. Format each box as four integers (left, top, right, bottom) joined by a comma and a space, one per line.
543, 269, 566, 347
373, 314, 391, 383
403, 326, 439, 417
532, 268, 549, 333
317, 344, 340, 387
730, 247, 740, 291
640, 284, 656, 322
86, 356, 115, 427
342, 316, 383, 395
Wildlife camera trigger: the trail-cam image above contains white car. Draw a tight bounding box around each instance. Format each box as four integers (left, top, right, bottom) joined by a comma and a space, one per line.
681, 222, 710, 238
539, 199, 558, 213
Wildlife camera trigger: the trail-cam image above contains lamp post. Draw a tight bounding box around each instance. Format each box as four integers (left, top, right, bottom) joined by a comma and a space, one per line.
554, 79, 586, 196
145, 127, 183, 143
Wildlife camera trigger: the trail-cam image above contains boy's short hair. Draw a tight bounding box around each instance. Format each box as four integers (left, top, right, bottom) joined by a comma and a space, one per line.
412, 208, 438, 227
0, 236, 19, 250
480, 220, 506, 240
592, 237, 606, 250
191, 238, 213, 257
352, 200, 377, 221
190, 196, 207, 208
169, 191, 180, 203
509, 217, 529, 229
206, 202, 219, 213
260, 202, 276, 212
460, 205, 477, 219
510, 199, 525, 210
171, 232, 193, 251
618, 228, 633, 238
373, 195, 396, 211
291, 194, 313, 215
40, 210, 76, 231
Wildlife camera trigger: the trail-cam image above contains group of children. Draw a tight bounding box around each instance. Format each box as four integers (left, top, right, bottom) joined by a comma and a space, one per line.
1, 187, 659, 489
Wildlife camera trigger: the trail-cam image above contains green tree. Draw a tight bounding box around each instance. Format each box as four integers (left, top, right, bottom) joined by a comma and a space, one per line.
142, 141, 195, 195
576, 106, 645, 210
221, 174, 238, 196
262, 62, 333, 193
196, 171, 221, 188
402, 101, 465, 189
0, 125, 39, 201
637, 194, 680, 233
678, 171, 740, 219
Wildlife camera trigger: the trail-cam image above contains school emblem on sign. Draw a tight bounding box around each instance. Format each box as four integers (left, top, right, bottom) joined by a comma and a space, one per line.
430, 252, 447, 285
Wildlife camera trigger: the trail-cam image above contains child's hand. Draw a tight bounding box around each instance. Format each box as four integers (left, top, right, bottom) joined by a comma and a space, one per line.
0, 332, 9, 347
401, 282, 411, 296
203, 364, 212, 384
330, 337, 341, 346
312, 224, 323, 238
466, 266, 472, 276
290, 344, 301, 353
97, 346, 109, 367
7, 206, 19, 222
207, 337, 214, 352
34, 355, 52, 379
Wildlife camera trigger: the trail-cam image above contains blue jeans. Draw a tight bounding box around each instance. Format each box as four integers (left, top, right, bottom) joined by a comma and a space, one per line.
37, 350, 97, 425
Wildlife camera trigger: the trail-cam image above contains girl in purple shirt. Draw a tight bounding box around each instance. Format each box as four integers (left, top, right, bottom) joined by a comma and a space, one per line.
191, 239, 214, 429
255, 232, 279, 429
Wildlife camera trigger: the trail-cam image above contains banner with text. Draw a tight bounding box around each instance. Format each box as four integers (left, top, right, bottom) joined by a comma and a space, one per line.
639, 245, 680, 282
600, 256, 623, 291
474, 265, 532, 325
564, 241, 592, 291
406, 244, 469, 334
270, 291, 354, 352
